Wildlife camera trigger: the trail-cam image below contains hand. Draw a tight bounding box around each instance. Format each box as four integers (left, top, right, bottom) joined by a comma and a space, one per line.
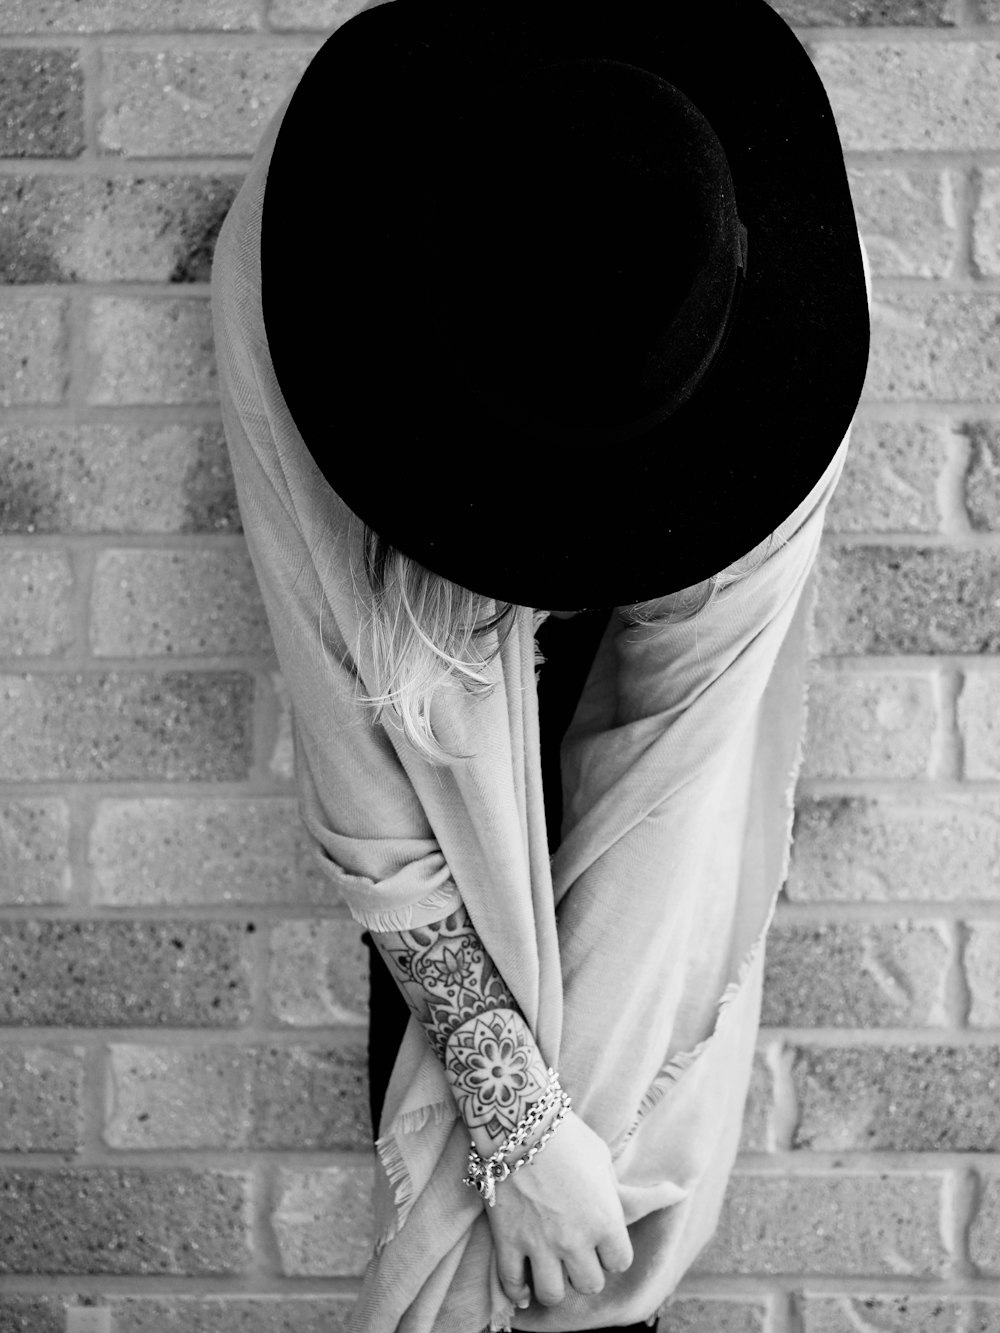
484, 1108, 634, 1310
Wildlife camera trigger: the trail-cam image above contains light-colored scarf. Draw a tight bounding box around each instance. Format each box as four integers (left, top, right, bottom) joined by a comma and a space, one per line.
211, 91, 865, 1333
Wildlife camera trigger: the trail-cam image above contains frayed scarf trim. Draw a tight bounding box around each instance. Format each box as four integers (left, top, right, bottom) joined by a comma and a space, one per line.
347, 882, 464, 935
610, 574, 818, 1162
373, 1098, 458, 1254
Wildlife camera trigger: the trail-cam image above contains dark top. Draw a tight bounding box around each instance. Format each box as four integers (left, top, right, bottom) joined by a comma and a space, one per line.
533, 607, 614, 854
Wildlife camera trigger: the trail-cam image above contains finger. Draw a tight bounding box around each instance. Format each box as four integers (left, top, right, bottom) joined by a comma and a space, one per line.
527, 1254, 565, 1308
563, 1249, 606, 1297
597, 1230, 634, 1275
494, 1241, 532, 1310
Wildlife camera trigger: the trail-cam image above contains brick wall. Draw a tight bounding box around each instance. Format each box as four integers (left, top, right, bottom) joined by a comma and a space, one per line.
0, 1, 997, 1330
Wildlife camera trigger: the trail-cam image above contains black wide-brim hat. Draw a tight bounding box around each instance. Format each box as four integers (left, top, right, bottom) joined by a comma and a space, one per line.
261, 0, 870, 610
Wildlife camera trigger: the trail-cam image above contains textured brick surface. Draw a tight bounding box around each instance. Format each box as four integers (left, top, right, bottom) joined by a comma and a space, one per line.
814, 42, 1000, 152
0, 798, 71, 905
798, 1294, 972, 1332
98, 48, 314, 157
968, 1302, 1000, 1332
847, 167, 960, 279
965, 923, 1000, 1028
788, 794, 1000, 903
0, 175, 240, 283
737, 1053, 771, 1154
0, 298, 68, 406
91, 548, 270, 657
0, 49, 84, 157
0, 1168, 250, 1273
965, 421, 1000, 531
773, 0, 959, 21
970, 1173, 1000, 1275
105, 1041, 370, 1148
791, 1044, 1000, 1151
652, 1299, 765, 1332
90, 798, 328, 905
958, 673, 1000, 780
824, 419, 945, 533
0, 1046, 83, 1151
0, 422, 239, 535
815, 546, 1000, 655
269, 920, 369, 1026
975, 168, 1000, 277
865, 292, 1000, 402
762, 921, 950, 1028
0, 1297, 63, 1332
86, 297, 216, 405
0, 2, 261, 31
109, 1297, 354, 1333
0, 920, 255, 1026
0, 549, 74, 656
694, 1172, 949, 1275
272, 1164, 374, 1276
268, 0, 373, 28
801, 670, 937, 779
0, 671, 253, 781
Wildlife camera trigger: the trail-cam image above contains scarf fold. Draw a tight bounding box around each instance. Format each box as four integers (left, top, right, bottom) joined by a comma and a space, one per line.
211, 93, 858, 1333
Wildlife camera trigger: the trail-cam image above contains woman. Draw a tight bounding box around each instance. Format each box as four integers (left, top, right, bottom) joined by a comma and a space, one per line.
210, 1, 871, 1329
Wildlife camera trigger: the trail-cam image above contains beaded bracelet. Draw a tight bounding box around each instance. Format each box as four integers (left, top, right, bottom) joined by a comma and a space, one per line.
462, 1068, 572, 1207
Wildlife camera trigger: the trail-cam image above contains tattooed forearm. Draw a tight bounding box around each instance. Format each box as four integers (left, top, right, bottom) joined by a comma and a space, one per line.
370, 904, 551, 1150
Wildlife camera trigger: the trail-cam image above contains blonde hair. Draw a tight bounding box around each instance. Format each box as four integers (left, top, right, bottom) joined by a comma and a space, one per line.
351, 521, 786, 765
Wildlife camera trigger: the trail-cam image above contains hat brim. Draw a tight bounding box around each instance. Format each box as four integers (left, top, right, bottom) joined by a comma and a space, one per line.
261, 0, 870, 608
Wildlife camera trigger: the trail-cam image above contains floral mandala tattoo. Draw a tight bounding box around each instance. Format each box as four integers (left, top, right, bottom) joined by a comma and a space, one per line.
447, 1011, 549, 1139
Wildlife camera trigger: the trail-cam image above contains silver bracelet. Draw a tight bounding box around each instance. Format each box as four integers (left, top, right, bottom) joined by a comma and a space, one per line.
462, 1069, 572, 1208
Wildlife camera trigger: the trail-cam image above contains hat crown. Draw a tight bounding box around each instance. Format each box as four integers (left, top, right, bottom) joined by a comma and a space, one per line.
419, 58, 746, 431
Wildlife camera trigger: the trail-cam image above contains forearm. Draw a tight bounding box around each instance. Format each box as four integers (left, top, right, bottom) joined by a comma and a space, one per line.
368, 903, 551, 1156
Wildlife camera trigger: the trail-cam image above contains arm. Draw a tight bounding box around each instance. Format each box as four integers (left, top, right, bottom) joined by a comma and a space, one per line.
369, 902, 634, 1309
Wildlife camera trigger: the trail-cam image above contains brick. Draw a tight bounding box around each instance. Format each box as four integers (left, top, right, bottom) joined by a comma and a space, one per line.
0, 798, 71, 904
85, 297, 216, 405
847, 167, 960, 279
762, 920, 950, 1028
0, 175, 241, 283
0, 297, 69, 405
865, 292, 1000, 402
0, 920, 255, 1026
970, 1172, 1000, 1274
965, 922, 1000, 1027
0, 1046, 84, 1151
0, 1168, 250, 1273
737, 1052, 771, 1153
98, 48, 314, 157
969, 1301, 1000, 1331
814, 546, 1000, 655
269, 920, 369, 1026
825, 418, 946, 534
0, 671, 253, 781
0, 549, 74, 656
694, 1171, 948, 1275
90, 798, 328, 906
788, 794, 1000, 903
0, 2, 261, 31
272, 1164, 374, 1276
959, 673, 1000, 780
0, 1297, 63, 1333
973, 169, 1000, 278
814, 42, 1000, 152
268, 0, 373, 29
109, 1297, 354, 1333
772, 0, 959, 21
791, 1044, 1000, 1151
964, 421, 1000, 532
801, 670, 937, 779
798, 1294, 972, 1332
91, 548, 270, 657
0, 49, 84, 157
105, 1040, 369, 1148
654, 1301, 766, 1333
0, 422, 240, 535
983, 0, 1000, 18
